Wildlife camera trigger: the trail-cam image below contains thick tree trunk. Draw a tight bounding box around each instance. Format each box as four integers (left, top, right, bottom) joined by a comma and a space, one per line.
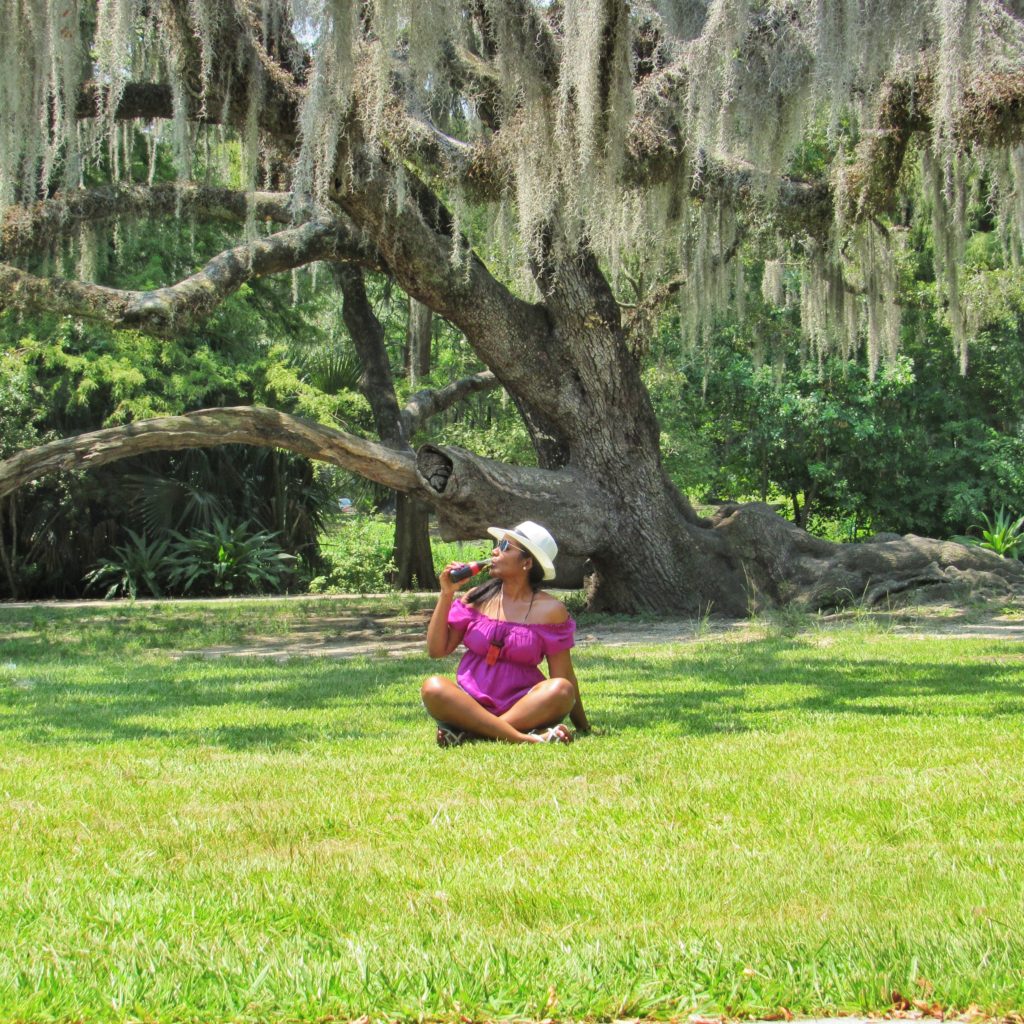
392, 492, 438, 589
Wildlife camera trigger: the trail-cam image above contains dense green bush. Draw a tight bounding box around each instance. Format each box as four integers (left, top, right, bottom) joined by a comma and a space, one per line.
165, 519, 297, 595
311, 516, 477, 593
83, 519, 298, 598
310, 516, 400, 593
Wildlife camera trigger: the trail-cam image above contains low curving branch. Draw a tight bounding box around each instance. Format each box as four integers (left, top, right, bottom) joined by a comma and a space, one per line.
0, 406, 420, 502
0, 219, 381, 335
0, 406, 615, 583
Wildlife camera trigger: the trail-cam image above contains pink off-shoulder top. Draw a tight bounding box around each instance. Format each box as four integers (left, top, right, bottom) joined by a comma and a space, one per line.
446, 599, 576, 715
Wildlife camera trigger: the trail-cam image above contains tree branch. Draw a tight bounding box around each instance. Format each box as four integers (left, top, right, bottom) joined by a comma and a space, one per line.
0, 406, 420, 502
0, 219, 381, 334
629, 59, 1024, 238
838, 66, 1024, 223
837, 69, 933, 223
234, 0, 308, 101
74, 1, 301, 143
401, 371, 500, 437
1, 185, 295, 261
390, 114, 506, 200
0, 405, 616, 578
955, 68, 1024, 148
76, 82, 179, 122
416, 443, 614, 558
335, 152, 559, 398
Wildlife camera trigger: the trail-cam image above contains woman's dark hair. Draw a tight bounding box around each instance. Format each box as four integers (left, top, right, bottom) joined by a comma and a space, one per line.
465, 552, 545, 605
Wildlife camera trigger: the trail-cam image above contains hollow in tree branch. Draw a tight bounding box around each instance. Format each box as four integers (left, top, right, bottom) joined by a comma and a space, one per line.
415, 443, 615, 558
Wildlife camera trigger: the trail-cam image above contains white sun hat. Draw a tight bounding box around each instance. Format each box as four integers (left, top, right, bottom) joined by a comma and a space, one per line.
486, 520, 558, 581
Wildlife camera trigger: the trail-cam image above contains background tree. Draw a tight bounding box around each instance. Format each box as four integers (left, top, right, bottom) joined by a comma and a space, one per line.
3, 0, 1024, 611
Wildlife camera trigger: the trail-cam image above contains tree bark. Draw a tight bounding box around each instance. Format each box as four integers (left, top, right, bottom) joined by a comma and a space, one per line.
335, 267, 438, 589
407, 298, 433, 386
0, 408, 420, 501
392, 492, 437, 589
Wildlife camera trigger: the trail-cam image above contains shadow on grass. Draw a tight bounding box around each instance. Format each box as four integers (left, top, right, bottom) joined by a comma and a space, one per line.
2, 632, 1022, 748
581, 640, 1024, 733
0, 654, 409, 747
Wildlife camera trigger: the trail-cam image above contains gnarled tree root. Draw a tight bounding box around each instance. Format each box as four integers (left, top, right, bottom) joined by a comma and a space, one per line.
712, 503, 1024, 610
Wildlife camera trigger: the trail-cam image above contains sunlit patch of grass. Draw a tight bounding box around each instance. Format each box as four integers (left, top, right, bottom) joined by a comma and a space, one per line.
0, 603, 1023, 1022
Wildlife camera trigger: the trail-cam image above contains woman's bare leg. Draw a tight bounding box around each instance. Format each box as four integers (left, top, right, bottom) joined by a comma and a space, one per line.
500, 677, 576, 732
421, 675, 536, 743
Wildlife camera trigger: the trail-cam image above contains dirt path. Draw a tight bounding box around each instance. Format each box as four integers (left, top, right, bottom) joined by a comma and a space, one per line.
171, 600, 1024, 661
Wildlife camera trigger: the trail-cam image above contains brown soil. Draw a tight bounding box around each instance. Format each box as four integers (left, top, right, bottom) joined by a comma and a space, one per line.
172, 598, 1024, 662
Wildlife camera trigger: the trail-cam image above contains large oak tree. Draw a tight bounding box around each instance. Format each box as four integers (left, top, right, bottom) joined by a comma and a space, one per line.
3, 0, 1024, 612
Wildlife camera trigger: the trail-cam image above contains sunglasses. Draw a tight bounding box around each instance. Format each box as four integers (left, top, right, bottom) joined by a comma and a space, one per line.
497, 538, 526, 554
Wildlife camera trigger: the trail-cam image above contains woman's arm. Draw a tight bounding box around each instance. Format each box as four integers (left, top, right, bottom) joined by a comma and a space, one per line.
425, 564, 469, 658
546, 648, 591, 733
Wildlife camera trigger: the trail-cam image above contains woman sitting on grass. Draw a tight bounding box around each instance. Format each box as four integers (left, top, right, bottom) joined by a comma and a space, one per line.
421, 520, 591, 747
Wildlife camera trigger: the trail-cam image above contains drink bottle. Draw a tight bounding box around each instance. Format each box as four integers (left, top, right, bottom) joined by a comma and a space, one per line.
449, 559, 491, 582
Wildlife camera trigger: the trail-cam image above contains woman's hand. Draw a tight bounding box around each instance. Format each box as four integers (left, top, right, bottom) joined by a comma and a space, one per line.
439, 562, 473, 598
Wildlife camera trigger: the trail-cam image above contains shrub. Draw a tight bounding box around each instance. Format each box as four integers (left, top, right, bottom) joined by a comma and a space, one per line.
311, 515, 398, 593
166, 518, 296, 595
83, 529, 171, 599
954, 507, 1024, 559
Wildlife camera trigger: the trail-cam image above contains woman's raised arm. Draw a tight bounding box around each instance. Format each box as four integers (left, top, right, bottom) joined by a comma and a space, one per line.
425, 564, 469, 658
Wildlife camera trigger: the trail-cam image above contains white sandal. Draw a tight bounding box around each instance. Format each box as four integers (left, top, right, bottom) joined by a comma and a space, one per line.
533, 723, 573, 745
436, 724, 467, 748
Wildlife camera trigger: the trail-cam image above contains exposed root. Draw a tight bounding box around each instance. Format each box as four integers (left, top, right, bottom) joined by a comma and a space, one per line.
711, 502, 1024, 611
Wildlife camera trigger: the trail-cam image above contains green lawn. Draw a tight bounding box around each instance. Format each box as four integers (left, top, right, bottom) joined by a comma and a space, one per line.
1, 601, 1023, 1022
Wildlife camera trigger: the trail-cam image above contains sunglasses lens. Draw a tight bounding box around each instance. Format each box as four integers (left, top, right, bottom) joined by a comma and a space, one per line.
498, 538, 510, 551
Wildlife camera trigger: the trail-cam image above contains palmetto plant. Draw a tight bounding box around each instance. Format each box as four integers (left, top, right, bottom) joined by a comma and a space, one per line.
83, 529, 171, 599
166, 518, 296, 595
124, 447, 334, 567
955, 507, 1024, 559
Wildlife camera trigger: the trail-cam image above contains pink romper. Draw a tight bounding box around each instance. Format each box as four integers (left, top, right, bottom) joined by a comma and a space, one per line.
447, 599, 576, 715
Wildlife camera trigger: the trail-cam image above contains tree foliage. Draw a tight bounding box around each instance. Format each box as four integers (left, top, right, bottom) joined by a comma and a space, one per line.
5, 0, 1024, 611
